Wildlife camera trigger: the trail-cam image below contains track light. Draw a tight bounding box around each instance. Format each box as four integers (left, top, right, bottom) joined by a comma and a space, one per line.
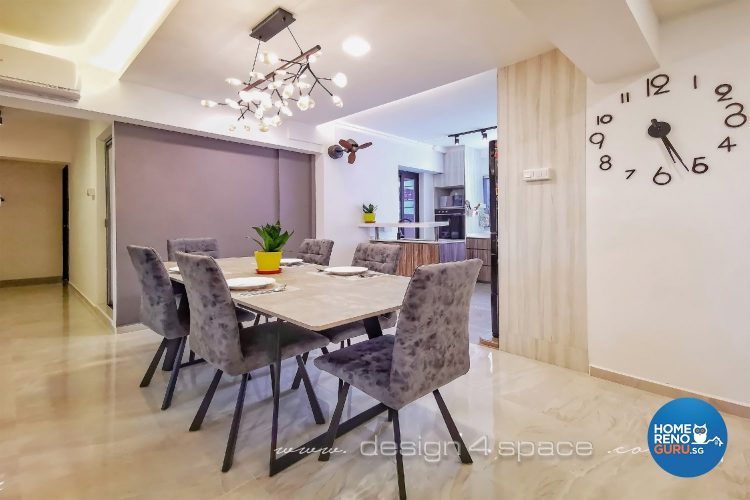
454, 136, 459, 145
448, 126, 497, 144
481, 130, 488, 142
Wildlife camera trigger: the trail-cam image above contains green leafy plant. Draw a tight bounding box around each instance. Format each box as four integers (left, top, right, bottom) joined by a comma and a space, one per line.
252, 221, 293, 252
362, 203, 377, 214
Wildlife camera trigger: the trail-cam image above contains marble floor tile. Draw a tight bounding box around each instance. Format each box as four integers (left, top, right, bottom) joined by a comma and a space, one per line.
0, 283, 748, 499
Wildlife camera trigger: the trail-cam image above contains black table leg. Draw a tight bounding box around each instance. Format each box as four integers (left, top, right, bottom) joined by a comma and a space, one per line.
363, 316, 383, 339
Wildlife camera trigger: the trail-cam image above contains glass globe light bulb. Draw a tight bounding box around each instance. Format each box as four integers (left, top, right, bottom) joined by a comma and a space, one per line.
225, 77, 243, 86
281, 105, 293, 117
259, 122, 270, 133
254, 108, 264, 119
282, 84, 295, 99
297, 95, 310, 111
332, 95, 343, 108
225, 98, 241, 109
200, 99, 218, 108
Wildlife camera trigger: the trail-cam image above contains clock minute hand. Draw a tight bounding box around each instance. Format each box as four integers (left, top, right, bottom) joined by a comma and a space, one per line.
662, 136, 689, 171
660, 137, 677, 163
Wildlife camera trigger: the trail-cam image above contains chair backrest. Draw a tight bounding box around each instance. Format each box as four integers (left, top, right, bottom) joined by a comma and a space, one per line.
351, 243, 401, 275
167, 238, 219, 261
127, 245, 186, 339
389, 259, 482, 404
175, 252, 244, 373
298, 238, 334, 266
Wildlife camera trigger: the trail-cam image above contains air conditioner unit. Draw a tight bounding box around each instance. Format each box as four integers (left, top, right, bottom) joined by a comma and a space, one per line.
0, 44, 80, 102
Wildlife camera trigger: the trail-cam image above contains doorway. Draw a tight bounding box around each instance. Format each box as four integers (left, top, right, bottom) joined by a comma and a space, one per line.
104, 139, 114, 308
398, 170, 420, 239
62, 165, 69, 282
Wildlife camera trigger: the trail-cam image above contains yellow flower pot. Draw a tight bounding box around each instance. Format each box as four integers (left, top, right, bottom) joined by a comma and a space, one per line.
363, 212, 376, 223
255, 251, 282, 273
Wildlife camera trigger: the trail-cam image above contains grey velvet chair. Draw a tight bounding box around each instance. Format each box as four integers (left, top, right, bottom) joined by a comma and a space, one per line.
314, 259, 482, 499
297, 238, 334, 266
127, 245, 191, 410
166, 237, 219, 261
175, 252, 330, 473
351, 242, 401, 274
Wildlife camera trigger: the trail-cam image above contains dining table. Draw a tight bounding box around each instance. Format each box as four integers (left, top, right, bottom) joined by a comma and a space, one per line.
164, 256, 411, 475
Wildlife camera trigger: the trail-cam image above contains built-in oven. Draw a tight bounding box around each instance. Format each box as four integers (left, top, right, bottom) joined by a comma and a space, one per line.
434, 207, 465, 240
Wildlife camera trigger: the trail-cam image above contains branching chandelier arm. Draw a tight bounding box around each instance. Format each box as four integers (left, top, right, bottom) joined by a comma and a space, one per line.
200, 8, 347, 133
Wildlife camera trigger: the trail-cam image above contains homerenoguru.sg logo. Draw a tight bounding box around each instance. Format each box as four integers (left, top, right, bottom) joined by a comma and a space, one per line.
647, 398, 727, 478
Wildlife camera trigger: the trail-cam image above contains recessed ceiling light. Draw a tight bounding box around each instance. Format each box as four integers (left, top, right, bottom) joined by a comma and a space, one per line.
342, 36, 370, 57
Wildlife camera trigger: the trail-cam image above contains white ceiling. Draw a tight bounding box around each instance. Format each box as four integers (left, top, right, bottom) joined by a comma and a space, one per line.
0, 0, 115, 45
121, 0, 552, 125
651, 0, 737, 21
341, 70, 497, 147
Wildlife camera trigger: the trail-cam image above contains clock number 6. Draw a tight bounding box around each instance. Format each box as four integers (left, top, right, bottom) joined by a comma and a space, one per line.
692, 157, 709, 174
599, 155, 612, 171
653, 166, 672, 186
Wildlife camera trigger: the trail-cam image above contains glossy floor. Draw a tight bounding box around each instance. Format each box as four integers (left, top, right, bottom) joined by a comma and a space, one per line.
0, 284, 748, 499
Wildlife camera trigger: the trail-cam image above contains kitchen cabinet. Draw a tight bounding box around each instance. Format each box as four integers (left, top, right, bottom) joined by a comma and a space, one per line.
466, 236, 492, 283
375, 240, 466, 277
435, 146, 466, 188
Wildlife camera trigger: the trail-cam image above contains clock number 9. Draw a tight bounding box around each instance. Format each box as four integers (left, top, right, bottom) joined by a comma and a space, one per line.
653, 167, 672, 186
692, 157, 709, 174
724, 102, 747, 128
599, 155, 612, 171
589, 132, 605, 149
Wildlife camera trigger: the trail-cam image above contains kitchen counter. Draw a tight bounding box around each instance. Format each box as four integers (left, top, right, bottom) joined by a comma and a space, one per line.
373, 239, 465, 277
359, 221, 449, 241
466, 236, 492, 282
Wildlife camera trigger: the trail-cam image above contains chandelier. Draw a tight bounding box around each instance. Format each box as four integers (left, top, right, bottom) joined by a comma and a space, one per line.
200, 8, 347, 133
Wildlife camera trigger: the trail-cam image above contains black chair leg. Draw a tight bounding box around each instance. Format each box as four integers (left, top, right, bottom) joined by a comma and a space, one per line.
188, 350, 195, 363
269, 348, 282, 474
161, 337, 186, 410
433, 389, 472, 464
321, 346, 329, 355
269, 365, 276, 397
319, 382, 350, 462
140, 338, 168, 387
296, 355, 324, 424
253, 314, 261, 326
290, 352, 308, 390
190, 369, 223, 431
222, 372, 249, 472
340, 341, 345, 349
347, 338, 351, 347
391, 409, 407, 499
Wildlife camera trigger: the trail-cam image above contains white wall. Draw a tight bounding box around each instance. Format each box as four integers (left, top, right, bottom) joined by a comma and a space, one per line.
586, 1, 750, 405
69, 120, 111, 310
0, 107, 78, 162
316, 123, 444, 265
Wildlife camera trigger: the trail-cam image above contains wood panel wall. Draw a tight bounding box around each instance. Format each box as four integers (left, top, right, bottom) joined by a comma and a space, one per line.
497, 49, 588, 371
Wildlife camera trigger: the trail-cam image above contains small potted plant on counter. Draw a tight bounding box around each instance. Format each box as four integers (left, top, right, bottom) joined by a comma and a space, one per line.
362, 203, 377, 223
252, 221, 293, 274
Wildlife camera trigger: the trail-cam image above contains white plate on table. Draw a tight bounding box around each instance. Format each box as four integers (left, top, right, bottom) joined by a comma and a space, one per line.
324, 266, 369, 276
226, 277, 276, 290
168, 266, 180, 273
280, 258, 303, 266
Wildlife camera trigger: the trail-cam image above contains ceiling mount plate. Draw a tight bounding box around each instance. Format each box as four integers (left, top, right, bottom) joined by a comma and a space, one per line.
250, 7, 296, 41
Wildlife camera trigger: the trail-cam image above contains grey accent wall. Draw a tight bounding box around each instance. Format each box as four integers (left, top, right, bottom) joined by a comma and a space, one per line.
114, 123, 314, 326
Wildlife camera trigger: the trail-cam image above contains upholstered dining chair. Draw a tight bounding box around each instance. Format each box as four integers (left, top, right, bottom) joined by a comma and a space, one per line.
314, 259, 482, 499
297, 238, 334, 266
351, 242, 401, 274
127, 245, 191, 411
166, 237, 219, 261
175, 252, 330, 473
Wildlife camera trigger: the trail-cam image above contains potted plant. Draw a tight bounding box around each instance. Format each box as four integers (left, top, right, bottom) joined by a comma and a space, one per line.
362, 203, 377, 223
252, 221, 293, 274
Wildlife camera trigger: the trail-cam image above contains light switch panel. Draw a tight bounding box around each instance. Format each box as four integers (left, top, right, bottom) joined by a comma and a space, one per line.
523, 167, 552, 182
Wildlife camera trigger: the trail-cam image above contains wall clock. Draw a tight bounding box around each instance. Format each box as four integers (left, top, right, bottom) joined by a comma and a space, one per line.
587, 71, 747, 186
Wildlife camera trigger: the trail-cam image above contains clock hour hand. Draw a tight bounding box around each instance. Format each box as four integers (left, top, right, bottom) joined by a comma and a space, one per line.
662, 136, 689, 172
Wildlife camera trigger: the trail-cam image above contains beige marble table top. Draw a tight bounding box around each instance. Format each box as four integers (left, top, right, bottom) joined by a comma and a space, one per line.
165, 257, 410, 332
